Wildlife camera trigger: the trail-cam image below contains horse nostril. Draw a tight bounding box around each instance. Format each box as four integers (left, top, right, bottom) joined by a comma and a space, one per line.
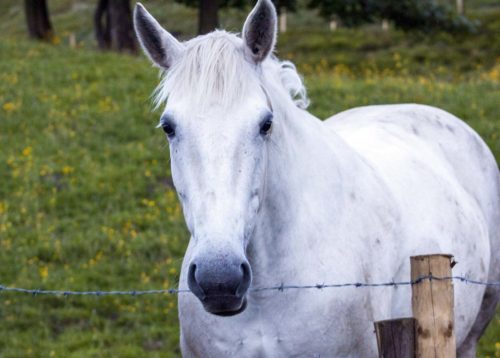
236, 262, 252, 297
188, 263, 206, 300
188, 258, 252, 300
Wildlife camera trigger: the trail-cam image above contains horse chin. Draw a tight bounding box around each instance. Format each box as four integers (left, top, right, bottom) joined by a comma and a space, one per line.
203, 296, 247, 317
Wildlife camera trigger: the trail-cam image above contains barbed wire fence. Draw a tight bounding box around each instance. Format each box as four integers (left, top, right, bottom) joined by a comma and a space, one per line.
0, 275, 499, 297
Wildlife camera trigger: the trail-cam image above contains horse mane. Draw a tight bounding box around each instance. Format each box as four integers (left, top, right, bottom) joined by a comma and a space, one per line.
153, 30, 309, 110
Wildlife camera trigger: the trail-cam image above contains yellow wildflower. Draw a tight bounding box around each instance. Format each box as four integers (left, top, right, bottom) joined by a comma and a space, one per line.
3, 102, 16, 112
39, 266, 49, 280
22, 146, 32, 157
142, 198, 156, 207
98, 97, 118, 112
141, 272, 150, 284
487, 67, 499, 81
62, 166, 74, 175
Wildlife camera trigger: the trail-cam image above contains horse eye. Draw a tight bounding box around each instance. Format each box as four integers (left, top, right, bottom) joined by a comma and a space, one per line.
260, 116, 273, 135
162, 122, 175, 137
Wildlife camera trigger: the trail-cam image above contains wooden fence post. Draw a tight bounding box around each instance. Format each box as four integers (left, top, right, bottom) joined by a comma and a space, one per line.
374, 318, 416, 358
279, 8, 287, 33
411, 254, 456, 358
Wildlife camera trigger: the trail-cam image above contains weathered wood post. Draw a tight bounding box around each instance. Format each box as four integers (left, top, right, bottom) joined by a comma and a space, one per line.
279, 8, 287, 33
69, 32, 76, 48
374, 318, 416, 358
411, 254, 456, 358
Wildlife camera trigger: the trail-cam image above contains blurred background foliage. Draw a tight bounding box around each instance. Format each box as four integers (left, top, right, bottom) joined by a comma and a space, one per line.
0, 0, 499, 357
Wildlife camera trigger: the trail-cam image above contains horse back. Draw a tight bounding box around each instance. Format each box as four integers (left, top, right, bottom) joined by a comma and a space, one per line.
326, 103, 499, 243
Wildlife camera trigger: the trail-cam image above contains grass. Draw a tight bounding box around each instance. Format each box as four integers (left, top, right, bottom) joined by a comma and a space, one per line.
0, 1, 499, 357
0, 37, 498, 358
0, 40, 186, 357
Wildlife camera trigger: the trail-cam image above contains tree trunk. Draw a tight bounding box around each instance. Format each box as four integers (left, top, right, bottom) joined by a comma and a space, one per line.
198, 0, 219, 35
95, 0, 111, 49
94, 0, 136, 53
109, 0, 136, 52
24, 0, 54, 41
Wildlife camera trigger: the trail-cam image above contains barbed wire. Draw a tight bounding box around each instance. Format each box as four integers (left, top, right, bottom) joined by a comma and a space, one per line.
0, 275, 498, 297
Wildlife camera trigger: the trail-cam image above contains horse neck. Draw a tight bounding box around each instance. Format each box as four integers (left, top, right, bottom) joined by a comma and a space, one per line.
247, 104, 374, 284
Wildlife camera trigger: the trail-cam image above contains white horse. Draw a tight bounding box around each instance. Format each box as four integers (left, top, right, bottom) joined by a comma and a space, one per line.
133, 1, 499, 356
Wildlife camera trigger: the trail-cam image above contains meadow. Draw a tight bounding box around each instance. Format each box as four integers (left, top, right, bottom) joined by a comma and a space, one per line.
0, 1, 499, 357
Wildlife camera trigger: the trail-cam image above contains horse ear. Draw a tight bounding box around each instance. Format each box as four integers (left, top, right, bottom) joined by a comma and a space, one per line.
133, 3, 184, 69
242, 0, 277, 63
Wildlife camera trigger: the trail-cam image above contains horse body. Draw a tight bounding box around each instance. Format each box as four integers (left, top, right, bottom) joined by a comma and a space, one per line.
329, 104, 499, 356
178, 102, 498, 357
133, 1, 499, 356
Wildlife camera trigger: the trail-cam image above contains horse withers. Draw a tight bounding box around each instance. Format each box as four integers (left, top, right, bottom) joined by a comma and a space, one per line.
133, 1, 499, 356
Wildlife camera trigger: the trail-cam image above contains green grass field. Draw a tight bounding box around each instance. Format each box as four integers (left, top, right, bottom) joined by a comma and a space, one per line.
0, 1, 499, 357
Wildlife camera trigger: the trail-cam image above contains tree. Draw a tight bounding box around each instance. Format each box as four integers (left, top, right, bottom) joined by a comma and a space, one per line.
199, 0, 220, 34
175, 0, 297, 35
308, 0, 476, 33
374, 0, 475, 33
24, 0, 54, 41
95, 0, 136, 52
307, 0, 375, 27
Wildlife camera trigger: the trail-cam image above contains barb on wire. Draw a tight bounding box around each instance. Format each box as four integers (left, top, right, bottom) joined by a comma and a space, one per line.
0, 275, 498, 297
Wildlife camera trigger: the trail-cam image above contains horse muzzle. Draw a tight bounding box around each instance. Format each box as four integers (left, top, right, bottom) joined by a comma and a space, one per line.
187, 257, 252, 316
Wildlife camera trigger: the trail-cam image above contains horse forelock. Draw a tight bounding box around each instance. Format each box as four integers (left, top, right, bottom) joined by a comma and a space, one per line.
153, 30, 309, 111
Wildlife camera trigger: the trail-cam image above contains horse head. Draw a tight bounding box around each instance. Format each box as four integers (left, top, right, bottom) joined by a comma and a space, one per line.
134, 0, 281, 316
